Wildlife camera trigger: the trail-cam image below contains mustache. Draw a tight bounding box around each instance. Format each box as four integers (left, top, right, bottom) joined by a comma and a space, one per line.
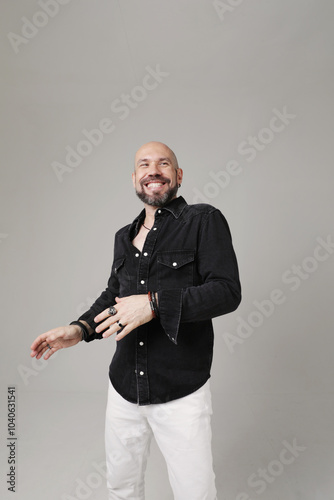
140, 175, 171, 187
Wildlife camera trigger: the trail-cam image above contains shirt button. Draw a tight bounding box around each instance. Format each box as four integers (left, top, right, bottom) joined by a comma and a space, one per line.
139, 342, 144, 346
153, 227, 157, 231
141, 280, 145, 284
140, 371, 144, 376
143, 252, 148, 257
173, 262, 177, 267
135, 253, 139, 257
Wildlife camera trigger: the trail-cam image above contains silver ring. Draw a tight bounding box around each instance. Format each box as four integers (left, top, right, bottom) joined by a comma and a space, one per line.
117, 321, 124, 328
47, 343, 52, 350
108, 306, 117, 316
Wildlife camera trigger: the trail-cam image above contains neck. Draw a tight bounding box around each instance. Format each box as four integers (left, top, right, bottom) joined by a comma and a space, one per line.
142, 195, 177, 226
143, 205, 157, 228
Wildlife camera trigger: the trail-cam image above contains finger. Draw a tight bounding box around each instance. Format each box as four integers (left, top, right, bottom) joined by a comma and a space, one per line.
43, 346, 55, 360
30, 345, 41, 357
35, 343, 53, 360
38, 346, 52, 360
30, 328, 59, 351
30, 333, 48, 351
31, 339, 48, 358
95, 311, 121, 333
115, 296, 127, 304
34, 338, 55, 358
101, 317, 130, 338
94, 307, 115, 324
101, 322, 120, 338
95, 317, 115, 334
115, 324, 132, 341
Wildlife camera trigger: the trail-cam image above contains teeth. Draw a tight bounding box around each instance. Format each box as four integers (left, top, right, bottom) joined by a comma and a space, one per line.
146, 182, 163, 187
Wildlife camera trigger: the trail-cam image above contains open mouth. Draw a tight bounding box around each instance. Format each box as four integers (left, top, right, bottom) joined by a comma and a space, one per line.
145, 181, 166, 189
142, 178, 169, 191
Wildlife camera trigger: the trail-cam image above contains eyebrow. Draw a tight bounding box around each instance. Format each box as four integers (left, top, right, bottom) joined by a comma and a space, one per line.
137, 157, 171, 165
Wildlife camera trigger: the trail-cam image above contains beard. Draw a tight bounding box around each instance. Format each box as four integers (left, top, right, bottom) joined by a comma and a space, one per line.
135, 176, 179, 207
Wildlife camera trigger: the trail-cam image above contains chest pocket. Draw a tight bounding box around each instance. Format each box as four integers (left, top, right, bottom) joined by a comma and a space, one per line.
157, 250, 195, 289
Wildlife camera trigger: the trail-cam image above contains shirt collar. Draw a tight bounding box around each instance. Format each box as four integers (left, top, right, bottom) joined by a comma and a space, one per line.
160, 196, 188, 219
130, 196, 188, 237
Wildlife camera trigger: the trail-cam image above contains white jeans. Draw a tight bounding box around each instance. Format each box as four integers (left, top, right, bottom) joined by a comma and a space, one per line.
105, 380, 217, 500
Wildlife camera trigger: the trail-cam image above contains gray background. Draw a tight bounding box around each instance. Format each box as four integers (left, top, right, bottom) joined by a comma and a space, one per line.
1, 1, 333, 499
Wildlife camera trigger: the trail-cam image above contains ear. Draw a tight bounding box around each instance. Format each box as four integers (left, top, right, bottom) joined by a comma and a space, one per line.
132, 171, 136, 188
177, 168, 183, 185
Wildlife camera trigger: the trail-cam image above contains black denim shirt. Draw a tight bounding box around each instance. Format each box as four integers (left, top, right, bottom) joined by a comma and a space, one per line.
78, 196, 241, 405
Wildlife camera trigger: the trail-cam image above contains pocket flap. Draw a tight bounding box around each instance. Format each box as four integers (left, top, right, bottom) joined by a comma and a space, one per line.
157, 250, 195, 269
113, 257, 125, 273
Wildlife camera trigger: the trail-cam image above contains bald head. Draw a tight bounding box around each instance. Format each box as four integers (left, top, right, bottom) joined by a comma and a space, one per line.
134, 141, 179, 171
132, 141, 183, 208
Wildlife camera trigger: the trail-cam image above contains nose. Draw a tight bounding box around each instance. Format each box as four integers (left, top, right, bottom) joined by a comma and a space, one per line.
147, 161, 163, 176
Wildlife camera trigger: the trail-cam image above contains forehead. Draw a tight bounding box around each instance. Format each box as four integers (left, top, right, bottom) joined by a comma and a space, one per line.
135, 144, 172, 164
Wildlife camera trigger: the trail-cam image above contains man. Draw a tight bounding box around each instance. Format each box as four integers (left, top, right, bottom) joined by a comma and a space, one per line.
31, 141, 241, 500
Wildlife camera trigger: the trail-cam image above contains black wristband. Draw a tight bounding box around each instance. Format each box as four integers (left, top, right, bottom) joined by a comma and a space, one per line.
70, 321, 90, 342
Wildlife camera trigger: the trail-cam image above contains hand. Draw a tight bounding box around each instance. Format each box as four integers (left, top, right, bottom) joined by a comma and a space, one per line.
30, 325, 82, 360
94, 295, 154, 341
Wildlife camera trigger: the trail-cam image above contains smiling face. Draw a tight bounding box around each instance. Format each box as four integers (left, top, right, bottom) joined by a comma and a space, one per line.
132, 142, 183, 208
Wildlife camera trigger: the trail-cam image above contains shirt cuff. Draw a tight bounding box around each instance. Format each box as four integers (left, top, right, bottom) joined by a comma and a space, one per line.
77, 311, 103, 342
157, 288, 183, 344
